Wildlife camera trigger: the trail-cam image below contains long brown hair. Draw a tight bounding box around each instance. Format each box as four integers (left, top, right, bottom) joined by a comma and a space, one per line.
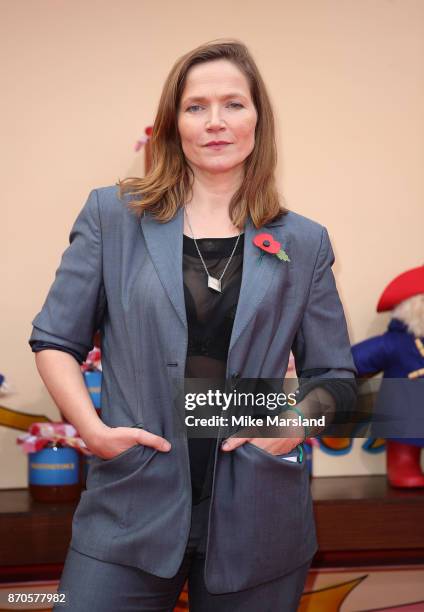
117, 39, 287, 229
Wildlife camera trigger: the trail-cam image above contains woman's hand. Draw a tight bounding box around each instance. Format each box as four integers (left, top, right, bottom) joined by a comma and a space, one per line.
221, 417, 306, 455
221, 435, 304, 455
84, 425, 171, 460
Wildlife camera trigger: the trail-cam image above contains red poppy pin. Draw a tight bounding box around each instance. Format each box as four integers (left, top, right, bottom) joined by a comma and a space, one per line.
253, 232, 290, 264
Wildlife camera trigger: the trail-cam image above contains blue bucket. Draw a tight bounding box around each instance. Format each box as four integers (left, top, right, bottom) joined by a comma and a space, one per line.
28, 446, 80, 486
83, 370, 102, 408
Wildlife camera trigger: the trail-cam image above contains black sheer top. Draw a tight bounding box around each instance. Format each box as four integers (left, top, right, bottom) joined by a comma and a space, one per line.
183, 232, 244, 504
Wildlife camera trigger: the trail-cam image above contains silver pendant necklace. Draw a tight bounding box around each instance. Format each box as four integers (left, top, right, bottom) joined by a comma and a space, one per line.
184, 204, 241, 294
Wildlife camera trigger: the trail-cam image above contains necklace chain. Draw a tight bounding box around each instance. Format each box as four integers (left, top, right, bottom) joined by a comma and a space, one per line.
184, 204, 242, 292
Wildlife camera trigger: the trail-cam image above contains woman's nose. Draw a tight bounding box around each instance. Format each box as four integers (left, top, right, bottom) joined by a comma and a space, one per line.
206, 107, 225, 129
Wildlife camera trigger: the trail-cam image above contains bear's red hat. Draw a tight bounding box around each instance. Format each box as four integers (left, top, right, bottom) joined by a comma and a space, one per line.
377, 265, 424, 312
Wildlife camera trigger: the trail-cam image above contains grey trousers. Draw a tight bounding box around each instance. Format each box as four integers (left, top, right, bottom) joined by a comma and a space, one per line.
54, 497, 312, 612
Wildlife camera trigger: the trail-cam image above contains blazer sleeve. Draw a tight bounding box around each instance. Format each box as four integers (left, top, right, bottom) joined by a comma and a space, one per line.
291, 227, 357, 428
292, 226, 357, 380
28, 189, 106, 363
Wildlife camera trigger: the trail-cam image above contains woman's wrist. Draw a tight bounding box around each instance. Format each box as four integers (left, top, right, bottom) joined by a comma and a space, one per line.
282, 408, 308, 441
286, 386, 336, 439
80, 421, 110, 452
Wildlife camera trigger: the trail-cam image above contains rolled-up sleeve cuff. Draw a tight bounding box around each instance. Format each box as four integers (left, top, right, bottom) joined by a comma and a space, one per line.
29, 325, 87, 364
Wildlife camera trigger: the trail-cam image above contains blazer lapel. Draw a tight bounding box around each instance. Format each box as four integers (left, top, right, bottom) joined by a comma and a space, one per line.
228, 216, 288, 356
140, 208, 289, 355
141, 207, 187, 330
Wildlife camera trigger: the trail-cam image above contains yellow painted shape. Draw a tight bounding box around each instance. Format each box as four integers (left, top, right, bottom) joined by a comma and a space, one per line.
299, 575, 367, 612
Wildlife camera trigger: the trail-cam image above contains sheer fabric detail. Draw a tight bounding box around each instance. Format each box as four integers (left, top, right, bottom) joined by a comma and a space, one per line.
183, 233, 244, 504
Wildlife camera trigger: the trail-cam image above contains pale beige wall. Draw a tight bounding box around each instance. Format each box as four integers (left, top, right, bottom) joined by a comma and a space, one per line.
2, 0, 423, 487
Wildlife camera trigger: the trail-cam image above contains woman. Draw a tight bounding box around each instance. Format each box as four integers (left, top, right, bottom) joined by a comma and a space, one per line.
29, 40, 356, 611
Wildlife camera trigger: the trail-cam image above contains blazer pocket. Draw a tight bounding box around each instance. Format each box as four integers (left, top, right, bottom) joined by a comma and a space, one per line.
83, 440, 154, 531
97, 442, 142, 464
205, 442, 312, 592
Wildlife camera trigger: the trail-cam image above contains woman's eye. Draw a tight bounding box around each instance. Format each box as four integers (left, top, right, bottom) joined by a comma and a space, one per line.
185, 102, 244, 112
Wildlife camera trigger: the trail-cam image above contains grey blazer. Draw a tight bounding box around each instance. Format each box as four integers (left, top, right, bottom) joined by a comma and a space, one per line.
29, 185, 356, 594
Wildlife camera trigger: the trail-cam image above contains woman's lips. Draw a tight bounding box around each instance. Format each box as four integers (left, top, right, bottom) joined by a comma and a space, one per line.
205, 143, 231, 150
